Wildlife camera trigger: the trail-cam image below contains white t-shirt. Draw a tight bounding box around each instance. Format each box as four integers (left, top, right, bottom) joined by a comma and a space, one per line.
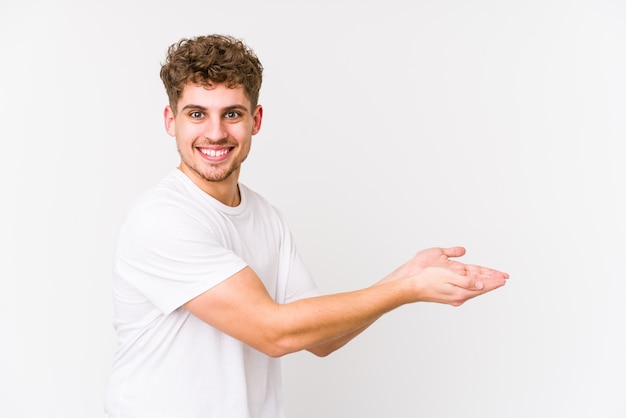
105, 169, 318, 418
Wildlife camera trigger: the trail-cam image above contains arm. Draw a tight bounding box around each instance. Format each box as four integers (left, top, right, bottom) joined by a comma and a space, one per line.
305, 246, 508, 356
184, 247, 508, 358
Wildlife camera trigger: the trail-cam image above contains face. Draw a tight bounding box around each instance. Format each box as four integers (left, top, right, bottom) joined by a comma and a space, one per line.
164, 83, 262, 198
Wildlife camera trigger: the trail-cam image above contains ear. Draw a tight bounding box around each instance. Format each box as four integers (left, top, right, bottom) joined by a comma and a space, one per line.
164, 105, 176, 137
251, 105, 263, 135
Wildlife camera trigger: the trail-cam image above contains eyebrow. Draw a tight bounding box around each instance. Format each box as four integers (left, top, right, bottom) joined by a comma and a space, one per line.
180, 103, 250, 113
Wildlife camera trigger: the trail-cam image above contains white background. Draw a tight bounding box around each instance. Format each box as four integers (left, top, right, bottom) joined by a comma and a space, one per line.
1, 0, 625, 417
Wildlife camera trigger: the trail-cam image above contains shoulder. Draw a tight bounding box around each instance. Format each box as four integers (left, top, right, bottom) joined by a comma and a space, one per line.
127, 169, 219, 221
119, 170, 218, 241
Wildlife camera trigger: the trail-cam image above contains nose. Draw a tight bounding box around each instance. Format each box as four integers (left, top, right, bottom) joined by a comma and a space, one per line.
203, 116, 228, 142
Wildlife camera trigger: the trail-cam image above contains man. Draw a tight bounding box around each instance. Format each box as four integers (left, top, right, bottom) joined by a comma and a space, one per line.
104, 34, 508, 418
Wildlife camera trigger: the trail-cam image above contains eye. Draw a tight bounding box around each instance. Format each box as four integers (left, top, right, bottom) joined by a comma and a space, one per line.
189, 111, 204, 119
224, 111, 240, 119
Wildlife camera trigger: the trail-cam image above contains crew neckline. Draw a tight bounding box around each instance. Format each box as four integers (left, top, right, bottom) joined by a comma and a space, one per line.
171, 168, 248, 215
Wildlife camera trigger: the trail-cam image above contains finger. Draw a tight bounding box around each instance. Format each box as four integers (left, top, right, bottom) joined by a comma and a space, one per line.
464, 264, 509, 280
473, 272, 508, 292
449, 272, 485, 291
444, 268, 508, 305
441, 246, 466, 259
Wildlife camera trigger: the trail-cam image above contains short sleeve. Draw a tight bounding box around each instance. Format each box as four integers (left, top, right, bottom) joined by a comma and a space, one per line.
115, 200, 248, 314
274, 210, 320, 304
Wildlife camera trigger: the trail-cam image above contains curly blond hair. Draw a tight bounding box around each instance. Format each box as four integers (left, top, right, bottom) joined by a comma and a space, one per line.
160, 34, 263, 113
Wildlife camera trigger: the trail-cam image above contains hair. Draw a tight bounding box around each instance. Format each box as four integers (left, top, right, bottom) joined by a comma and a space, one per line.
160, 34, 263, 113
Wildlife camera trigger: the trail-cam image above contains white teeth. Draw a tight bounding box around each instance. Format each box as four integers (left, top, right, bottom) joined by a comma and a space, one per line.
200, 148, 229, 157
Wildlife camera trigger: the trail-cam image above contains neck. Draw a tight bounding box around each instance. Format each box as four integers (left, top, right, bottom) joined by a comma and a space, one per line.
178, 165, 241, 207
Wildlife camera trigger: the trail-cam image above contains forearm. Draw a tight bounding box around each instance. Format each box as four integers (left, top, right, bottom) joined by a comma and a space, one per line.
185, 267, 413, 358
305, 276, 396, 356
306, 317, 378, 357
272, 288, 401, 357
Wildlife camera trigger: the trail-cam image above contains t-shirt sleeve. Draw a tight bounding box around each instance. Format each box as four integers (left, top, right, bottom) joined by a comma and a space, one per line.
282, 248, 320, 303
115, 201, 248, 315
275, 211, 320, 304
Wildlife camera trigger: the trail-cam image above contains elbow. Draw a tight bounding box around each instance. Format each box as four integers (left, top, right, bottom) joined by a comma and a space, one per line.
262, 342, 336, 358
307, 340, 343, 357
251, 327, 337, 358
256, 337, 299, 358
308, 347, 334, 358
258, 335, 333, 358
262, 345, 291, 358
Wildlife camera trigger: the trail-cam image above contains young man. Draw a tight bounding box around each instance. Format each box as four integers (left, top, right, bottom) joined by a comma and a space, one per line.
104, 34, 508, 418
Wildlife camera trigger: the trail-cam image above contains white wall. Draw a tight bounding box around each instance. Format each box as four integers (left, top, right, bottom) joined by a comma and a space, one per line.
1, 0, 624, 417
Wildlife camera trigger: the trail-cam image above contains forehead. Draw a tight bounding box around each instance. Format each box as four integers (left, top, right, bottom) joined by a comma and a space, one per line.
178, 82, 250, 109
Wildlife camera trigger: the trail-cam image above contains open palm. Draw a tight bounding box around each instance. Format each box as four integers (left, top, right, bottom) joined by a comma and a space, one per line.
384, 246, 507, 284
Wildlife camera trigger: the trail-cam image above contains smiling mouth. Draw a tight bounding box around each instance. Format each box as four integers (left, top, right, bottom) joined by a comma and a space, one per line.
199, 147, 232, 158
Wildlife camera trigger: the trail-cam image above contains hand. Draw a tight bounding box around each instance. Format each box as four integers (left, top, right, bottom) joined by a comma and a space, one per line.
383, 247, 509, 306
386, 246, 507, 281
402, 246, 470, 275
410, 265, 507, 306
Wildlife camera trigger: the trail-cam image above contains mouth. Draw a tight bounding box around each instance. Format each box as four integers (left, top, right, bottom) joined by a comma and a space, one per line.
198, 146, 233, 161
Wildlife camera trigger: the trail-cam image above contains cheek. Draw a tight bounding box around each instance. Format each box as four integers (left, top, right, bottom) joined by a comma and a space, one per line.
177, 124, 202, 141
238, 122, 256, 138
